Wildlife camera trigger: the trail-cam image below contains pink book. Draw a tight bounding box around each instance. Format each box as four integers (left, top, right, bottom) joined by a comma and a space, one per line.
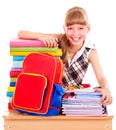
10, 38, 45, 47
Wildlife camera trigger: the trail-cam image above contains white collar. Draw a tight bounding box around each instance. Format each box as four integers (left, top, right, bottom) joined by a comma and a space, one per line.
68, 39, 95, 66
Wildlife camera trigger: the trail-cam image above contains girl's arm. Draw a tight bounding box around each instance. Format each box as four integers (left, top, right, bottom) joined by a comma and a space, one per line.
18, 30, 61, 47
88, 49, 112, 106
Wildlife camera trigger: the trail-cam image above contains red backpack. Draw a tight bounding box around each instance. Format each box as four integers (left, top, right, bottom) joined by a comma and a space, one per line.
11, 53, 65, 116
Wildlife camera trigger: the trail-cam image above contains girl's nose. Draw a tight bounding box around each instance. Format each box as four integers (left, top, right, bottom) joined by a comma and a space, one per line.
73, 29, 79, 35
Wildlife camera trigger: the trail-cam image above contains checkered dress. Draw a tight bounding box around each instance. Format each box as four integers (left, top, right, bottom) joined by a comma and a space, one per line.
62, 40, 95, 89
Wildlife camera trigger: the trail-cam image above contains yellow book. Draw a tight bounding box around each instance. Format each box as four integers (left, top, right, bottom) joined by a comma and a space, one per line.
7, 86, 15, 92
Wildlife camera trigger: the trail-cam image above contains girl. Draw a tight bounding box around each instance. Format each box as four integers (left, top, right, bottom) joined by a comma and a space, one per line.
17, 6, 112, 106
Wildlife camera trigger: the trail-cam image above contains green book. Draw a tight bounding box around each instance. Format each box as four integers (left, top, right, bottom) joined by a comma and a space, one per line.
10, 47, 58, 52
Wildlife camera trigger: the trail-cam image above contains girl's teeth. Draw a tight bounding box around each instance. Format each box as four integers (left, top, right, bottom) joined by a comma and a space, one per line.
72, 38, 79, 41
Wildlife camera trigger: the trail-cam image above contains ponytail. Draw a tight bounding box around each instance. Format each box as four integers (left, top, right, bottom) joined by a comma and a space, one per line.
59, 34, 70, 65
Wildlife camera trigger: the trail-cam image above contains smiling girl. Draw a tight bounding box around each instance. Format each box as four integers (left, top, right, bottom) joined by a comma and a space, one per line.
18, 6, 112, 106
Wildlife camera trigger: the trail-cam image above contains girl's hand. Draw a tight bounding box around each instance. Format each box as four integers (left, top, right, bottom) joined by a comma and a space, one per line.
38, 35, 59, 48
94, 87, 112, 106
18, 31, 59, 48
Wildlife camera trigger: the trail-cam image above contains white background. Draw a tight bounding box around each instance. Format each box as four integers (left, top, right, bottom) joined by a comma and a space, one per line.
0, 0, 116, 130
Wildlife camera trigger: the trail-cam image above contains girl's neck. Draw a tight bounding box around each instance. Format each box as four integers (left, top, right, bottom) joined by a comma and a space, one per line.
68, 41, 84, 60
69, 41, 84, 54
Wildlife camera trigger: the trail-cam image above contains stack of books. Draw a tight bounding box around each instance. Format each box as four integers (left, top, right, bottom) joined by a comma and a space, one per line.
7, 38, 62, 109
62, 88, 107, 116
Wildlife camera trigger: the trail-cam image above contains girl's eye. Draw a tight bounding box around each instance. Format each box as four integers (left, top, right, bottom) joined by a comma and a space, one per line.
67, 27, 73, 30
79, 27, 84, 30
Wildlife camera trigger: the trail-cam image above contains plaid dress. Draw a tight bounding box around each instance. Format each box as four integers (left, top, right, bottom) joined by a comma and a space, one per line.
62, 39, 96, 89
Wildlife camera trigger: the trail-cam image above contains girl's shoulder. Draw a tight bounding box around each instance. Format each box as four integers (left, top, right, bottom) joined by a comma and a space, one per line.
84, 39, 96, 49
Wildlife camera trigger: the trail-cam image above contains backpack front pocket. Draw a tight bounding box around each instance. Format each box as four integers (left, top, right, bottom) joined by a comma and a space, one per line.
12, 73, 47, 111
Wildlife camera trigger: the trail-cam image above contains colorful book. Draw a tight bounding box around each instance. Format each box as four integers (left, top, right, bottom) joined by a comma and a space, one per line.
10, 47, 58, 52
10, 38, 45, 47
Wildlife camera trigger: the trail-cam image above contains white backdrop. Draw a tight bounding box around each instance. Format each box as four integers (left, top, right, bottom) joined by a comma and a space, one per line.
0, 0, 116, 130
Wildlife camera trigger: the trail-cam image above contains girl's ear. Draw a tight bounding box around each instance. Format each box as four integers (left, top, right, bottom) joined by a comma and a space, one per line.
87, 24, 91, 33
63, 25, 66, 32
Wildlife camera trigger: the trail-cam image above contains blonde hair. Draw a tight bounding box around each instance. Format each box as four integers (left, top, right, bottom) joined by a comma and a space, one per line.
59, 6, 89, 64
65, 6, 89, 26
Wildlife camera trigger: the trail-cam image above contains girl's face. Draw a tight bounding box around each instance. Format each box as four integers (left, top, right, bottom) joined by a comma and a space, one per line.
64, 24, 90, 47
